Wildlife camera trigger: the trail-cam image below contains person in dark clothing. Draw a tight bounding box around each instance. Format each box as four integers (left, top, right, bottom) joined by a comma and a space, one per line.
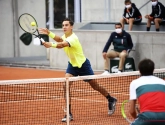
145, 0, 165, 32
102, 23, 133, 74
120, 0, 142, 31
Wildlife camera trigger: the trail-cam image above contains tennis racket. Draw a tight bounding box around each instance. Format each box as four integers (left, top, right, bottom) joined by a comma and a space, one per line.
18, 13, 45, 45
121, 100, 140, 124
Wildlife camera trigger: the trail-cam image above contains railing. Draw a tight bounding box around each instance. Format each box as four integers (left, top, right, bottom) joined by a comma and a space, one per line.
139, 0, 150, 10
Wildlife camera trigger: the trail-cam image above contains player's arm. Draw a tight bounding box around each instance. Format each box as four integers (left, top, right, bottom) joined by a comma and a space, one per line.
38, 28, 63, 42
42, 40, 69, 49
129, 100, 137, 119
55, 41, 69, 48
52, 35, 63, 42
129, 81, 138, 119
48, 31, 63, 42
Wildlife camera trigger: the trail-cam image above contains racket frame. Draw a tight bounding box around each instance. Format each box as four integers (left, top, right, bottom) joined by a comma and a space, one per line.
18, 13, 45, 43
121, 100, 140, 124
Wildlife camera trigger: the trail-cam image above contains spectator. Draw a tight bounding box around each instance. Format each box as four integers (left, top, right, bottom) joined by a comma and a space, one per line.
120, 0, 142, 31
145, 0, 165, 32
102, 23, 133, 74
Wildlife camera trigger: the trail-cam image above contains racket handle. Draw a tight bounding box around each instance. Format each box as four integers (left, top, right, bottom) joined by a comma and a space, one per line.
136, 106, 140, 114
40, 38, 45, 43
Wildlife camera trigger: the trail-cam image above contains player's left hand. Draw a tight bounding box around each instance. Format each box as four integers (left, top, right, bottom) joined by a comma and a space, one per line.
38, 28, 49, 35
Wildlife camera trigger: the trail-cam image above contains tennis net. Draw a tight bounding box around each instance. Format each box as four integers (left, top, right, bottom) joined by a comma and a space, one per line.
0, 69, 165, 125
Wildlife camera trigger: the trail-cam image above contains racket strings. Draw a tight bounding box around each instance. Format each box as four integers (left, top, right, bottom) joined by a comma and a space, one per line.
124, 102, 135, 123
18, 14, 37, 33
122, 101, 140, 124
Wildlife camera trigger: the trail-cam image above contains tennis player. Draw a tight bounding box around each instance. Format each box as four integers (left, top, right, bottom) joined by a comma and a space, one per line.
38, 18, 117, 122
129, 59, 165, 125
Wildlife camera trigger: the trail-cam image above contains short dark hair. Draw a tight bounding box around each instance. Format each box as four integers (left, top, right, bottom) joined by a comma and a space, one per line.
115, 23, 122, 27
63, 18, 74, 26
125, 0, 131, 4
138, 58, 155, 76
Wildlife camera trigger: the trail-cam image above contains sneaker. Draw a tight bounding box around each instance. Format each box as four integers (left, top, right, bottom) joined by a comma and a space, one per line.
102, 71, 110, 75
117, 70, 121, 73
61, 113, 73, 122
108, 97, 117, 115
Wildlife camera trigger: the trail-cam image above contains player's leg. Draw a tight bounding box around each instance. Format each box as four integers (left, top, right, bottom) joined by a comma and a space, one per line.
88, 79, 117, 115
154, 18, 162, 31
120, 18, 127, 29
78, 58, 117, 115
118, 51, 128, 72
62, 62, 76, 122
103, 50, 118, 74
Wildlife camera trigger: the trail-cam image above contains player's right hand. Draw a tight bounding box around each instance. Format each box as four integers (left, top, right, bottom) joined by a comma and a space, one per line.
42, 42, 52, 48
38, 28, 49, 35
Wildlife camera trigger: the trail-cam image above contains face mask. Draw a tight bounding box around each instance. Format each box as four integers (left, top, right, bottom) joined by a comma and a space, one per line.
152, 1, 157, 6
115, 28, 122, 34
125, 4, 131, 8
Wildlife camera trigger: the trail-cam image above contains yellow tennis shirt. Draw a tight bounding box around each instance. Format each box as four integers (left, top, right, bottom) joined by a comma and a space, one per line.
62, 33, 86, 68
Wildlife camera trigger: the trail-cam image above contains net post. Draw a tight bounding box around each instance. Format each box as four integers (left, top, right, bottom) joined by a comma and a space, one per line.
66, 77, 70, 125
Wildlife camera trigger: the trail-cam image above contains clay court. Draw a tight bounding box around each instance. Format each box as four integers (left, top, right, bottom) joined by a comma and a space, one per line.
0, 66, 65, 80
0, 66, 139, 125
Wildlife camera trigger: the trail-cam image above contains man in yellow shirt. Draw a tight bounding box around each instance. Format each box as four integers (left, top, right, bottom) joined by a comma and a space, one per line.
39, 18, 117, 122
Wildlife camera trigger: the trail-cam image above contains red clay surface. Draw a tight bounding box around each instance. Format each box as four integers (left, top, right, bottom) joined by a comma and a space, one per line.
0, 66, 132, 125
0, 66, 65, 80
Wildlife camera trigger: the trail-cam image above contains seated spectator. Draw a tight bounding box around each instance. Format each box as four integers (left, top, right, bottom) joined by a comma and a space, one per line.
145, 0, 165, 32
120, 0, 142, 31
102, 23, 133, 74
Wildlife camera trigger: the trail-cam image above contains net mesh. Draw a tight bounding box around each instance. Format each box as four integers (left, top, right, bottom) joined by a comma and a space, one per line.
0, 69, 165, 125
